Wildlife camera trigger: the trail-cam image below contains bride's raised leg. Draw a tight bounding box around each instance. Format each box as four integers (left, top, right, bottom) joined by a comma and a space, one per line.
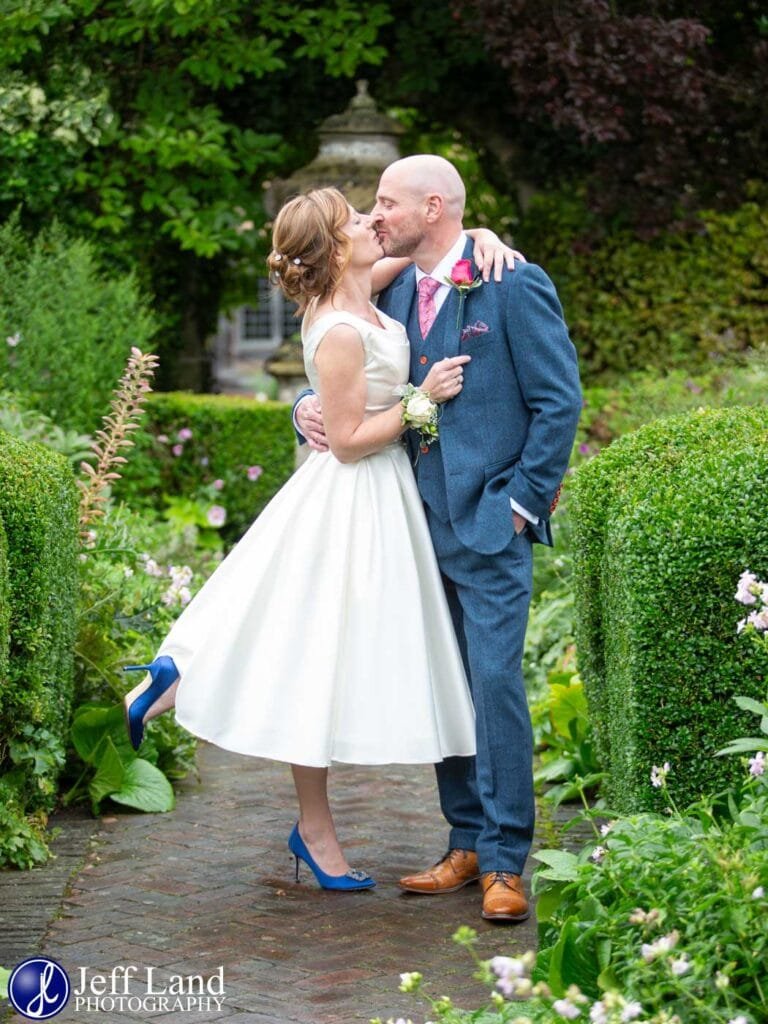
123, 655, 180, 750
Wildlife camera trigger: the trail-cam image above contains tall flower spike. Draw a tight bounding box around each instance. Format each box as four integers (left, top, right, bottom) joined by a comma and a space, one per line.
78, 347, 159, 538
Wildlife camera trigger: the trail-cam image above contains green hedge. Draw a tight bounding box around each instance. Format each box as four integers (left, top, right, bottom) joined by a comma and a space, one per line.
518, 186, 768, 381
0, 429, 79, 815
0, 515, 8, 692
570, 406, 768, 812
0, 219, 156, 434
114, 392, 296, 541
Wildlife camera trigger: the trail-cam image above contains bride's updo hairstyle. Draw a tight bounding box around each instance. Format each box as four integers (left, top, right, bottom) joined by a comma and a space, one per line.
267, 188, 352, 314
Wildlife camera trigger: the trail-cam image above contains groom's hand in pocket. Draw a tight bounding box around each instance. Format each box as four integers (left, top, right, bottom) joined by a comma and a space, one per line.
296, 394, 329, 452
513, 512, 527, 535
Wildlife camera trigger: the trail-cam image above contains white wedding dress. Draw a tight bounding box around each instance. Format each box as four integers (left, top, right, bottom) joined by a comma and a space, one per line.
166, 305, 476, 767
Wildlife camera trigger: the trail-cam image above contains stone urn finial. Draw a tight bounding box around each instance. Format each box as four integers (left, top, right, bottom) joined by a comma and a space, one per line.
269, 82, 403, 213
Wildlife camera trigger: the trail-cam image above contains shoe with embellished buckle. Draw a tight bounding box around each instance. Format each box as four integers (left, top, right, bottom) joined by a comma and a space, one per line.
288, 824, 375, 891
399, 848, 480, 894
480, 871, 530, 921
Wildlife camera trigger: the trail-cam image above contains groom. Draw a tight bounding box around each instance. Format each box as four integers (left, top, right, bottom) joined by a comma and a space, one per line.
294, 155, 581, 921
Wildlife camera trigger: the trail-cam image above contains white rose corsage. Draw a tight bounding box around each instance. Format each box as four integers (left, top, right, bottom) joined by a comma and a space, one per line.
395, 383, 439, 448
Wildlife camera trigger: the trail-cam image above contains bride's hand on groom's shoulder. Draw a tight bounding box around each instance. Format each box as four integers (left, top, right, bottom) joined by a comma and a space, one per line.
296, 394, 329, 452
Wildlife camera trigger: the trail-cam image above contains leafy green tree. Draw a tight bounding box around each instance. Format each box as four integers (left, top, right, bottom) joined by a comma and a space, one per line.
0, 0, 391, 387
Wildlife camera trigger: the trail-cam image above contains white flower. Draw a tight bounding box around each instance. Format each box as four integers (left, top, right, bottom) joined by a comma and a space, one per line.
727, 1017, 748, 1024
6, 332, 21, 347
748, 751, 765, 777
599, 822, 614, 837
650, 762, 671, 788
746, 609, 768, 632
590, 845, 607, 863
123, 567, 134, 578
589, 1002, 608, 1024
715, 971, 730, 990
169, 564, 193, 587
751, 885, 765, 899
621, 1003, 643, 1022
490, 955, 526, 979
641, 930, 679, 961
404, 390, 434, 425
735, 570, 759, 605
669, 954, 691, 976
143, 558, 164, 578
398, 972, 422, 993
553, 998, 582, 1020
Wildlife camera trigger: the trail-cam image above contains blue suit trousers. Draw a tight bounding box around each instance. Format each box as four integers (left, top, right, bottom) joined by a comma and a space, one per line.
426, 505, 535, 874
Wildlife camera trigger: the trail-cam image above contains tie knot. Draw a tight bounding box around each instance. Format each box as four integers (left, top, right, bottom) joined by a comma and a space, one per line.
418, 276, 440, 300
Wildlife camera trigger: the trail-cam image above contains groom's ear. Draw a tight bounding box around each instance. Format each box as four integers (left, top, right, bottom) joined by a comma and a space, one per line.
424, 193, 444, 223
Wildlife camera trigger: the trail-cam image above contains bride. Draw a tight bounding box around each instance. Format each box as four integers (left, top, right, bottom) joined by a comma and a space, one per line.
123, 188, 515, 891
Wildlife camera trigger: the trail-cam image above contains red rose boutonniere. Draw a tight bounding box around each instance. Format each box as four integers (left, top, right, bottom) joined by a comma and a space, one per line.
445, 259, 482, 327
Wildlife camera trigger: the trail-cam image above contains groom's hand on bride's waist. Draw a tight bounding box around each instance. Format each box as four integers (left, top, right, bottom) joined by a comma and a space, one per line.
295, 394, 329, 452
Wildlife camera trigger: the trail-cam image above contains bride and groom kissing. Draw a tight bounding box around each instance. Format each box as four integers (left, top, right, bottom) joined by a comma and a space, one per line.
122, 154, 582, 923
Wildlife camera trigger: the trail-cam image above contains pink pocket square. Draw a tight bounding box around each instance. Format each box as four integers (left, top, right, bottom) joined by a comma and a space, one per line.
460, 320, 490, 343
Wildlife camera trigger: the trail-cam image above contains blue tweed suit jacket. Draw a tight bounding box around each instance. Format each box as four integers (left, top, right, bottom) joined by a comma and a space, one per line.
376, 238, 582, 556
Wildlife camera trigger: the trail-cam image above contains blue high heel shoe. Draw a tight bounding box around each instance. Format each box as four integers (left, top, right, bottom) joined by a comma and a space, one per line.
123, 656, 179, 750
288, 824, 375, 891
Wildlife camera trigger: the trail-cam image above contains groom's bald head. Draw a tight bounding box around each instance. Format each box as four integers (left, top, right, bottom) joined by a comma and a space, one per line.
372, 155, 466, 262
382, 155, 466, 218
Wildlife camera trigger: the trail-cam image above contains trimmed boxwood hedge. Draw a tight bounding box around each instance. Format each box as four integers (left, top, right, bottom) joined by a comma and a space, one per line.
114, 393, 296, 541
0, 515, 9, 693
0, 429, 79, 813
570, 406, 768, 812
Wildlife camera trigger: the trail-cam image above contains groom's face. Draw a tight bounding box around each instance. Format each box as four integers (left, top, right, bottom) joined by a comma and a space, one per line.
371, 169, 427, 258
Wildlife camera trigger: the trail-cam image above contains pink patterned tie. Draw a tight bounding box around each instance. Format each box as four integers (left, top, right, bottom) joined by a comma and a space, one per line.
417, 276, 441, 338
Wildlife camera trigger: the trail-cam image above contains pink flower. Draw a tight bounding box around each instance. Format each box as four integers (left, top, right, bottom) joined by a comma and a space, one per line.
450, 259, 474, 285
749, 751, 765, 777
207, 505, 227, 527
177, 427, 193, 441
6, 332, 21, 347
246, 465, 263, 481
172, 444, 184, 457
213, 479, 225, 490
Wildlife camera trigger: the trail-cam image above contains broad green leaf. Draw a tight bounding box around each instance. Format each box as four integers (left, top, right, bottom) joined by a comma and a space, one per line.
71, 703, 136, 765
109, 758, 175, 812
548, 916, 600, 998
716, 737, 768, 756
88, 736, 126, 813
0, 965, 9, 999
597, 965, 620, 991
733, 695, 768, 718
531, 849, 580, 880
550, 680, 589, 738
533, 883, 568, 923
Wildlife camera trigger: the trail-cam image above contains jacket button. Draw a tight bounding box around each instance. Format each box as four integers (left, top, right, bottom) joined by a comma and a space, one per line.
419, 355, 428, 365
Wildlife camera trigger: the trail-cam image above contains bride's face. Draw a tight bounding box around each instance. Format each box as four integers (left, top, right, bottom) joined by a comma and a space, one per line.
342, 208, 384, 267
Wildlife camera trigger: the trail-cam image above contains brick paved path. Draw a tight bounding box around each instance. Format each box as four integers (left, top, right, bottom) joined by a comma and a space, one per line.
1, 743, 554, 1024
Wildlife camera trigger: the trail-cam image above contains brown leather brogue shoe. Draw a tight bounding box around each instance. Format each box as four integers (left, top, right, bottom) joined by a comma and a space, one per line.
399, 849, 480, 894
480, 871, 530, 921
